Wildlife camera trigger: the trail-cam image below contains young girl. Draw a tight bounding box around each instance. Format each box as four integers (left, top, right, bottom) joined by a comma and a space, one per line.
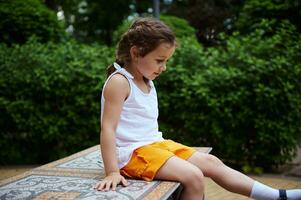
94, 17, 301, 200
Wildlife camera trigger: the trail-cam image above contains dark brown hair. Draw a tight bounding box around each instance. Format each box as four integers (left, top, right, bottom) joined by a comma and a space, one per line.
107, 17, 176, 77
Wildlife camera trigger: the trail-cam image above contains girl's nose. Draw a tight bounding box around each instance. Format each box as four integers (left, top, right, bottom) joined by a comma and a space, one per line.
161, 64, 166, 71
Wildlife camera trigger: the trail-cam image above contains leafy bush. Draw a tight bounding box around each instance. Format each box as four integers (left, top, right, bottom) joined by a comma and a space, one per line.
157, 19, 301, 170
0, 38, 113, 164
235, 0, 301, 34
160, 15, 197, 39
0, 0, 65, 45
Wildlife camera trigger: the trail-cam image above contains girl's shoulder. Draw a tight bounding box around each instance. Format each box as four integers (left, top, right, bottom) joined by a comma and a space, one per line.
107, 73, 129, 86
103, 73, 130, 101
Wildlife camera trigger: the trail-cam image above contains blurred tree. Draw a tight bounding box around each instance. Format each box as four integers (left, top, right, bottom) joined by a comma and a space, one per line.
0, 0, 65, 45
162, 0, 301, 46
163, 0, 243, 46
44, 0, 132, 45
236, 0, 301, 33
134, 0, 152, 15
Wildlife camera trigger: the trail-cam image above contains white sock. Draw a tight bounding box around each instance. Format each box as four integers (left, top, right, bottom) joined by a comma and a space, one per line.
286, 189, 301, 200
250, 181, 301, 200
250, 181, 278, 200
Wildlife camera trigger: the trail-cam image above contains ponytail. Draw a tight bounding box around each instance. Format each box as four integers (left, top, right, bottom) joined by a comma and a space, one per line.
106, 64, 115, 78
106, 59, 125, 77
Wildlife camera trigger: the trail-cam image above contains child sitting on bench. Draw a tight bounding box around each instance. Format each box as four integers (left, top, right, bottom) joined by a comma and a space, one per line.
94, 17, 301, 200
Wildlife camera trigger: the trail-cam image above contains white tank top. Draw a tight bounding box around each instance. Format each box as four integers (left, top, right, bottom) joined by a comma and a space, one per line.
101, 63, 164, 168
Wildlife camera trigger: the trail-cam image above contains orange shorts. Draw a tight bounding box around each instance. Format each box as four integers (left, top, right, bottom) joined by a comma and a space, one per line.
120, 139, 196, 181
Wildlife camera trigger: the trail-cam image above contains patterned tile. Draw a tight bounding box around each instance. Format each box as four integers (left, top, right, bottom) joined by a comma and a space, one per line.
57, 151, 103, 170
0, 174, 160, 200
34, 146, 102, 174
33, 191, 81, 200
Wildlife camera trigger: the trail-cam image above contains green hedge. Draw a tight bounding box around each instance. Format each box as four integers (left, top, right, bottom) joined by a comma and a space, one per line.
0, 38, 113, 164
157, 19, 301, 171
0, 0, 65, 45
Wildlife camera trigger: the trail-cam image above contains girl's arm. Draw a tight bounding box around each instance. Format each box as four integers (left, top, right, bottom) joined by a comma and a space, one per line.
94, 74, 130, 191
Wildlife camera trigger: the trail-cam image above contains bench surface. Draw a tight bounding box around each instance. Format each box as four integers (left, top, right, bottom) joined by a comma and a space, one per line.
0, 145, 212, 200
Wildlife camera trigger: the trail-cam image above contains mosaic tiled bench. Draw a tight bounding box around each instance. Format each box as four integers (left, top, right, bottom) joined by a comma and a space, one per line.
0, 145, 212, 200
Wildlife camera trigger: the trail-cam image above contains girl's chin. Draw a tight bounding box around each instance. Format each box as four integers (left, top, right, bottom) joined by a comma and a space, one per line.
147, 77, 155, 81
153, 73, 160, 77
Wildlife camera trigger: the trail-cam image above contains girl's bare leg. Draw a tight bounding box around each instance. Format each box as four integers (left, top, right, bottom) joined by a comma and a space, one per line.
155, 156, 205, 200
187, 152, 254, 196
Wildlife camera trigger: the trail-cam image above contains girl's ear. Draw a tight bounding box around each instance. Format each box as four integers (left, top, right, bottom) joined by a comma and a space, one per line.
130, 46, 139, 61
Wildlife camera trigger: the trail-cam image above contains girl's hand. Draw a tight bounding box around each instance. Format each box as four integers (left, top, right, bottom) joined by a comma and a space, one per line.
93, 172, 128, 191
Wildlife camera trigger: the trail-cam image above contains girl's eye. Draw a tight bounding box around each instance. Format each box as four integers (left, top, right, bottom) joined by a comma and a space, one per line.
156, 60, 164, 63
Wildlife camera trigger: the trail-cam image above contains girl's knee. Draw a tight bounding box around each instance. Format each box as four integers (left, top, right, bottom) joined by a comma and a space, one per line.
205, 154, 224, 166
181, 167, 204, 190
202, 154, 225, 178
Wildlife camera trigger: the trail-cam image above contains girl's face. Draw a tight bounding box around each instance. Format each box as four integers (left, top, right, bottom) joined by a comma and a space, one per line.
134, 42, 176, 80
